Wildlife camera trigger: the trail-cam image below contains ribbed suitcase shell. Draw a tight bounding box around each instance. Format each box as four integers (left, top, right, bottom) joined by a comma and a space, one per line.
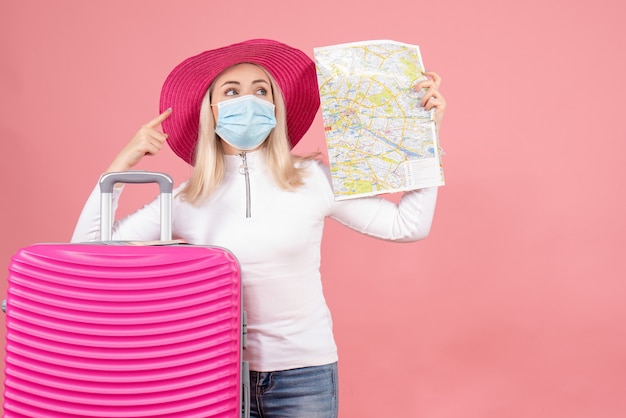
3, 242, 242, 417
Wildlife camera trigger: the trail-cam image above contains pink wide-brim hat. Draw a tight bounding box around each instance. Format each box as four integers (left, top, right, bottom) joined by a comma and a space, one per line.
159, 38, 320, 165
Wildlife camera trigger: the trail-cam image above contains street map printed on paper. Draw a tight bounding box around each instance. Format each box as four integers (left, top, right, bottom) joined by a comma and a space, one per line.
314, 40, 444, 200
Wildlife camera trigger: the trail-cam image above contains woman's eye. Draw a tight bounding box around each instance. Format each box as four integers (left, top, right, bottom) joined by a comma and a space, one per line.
256, 88, 267, 96
225, 88, 238, 96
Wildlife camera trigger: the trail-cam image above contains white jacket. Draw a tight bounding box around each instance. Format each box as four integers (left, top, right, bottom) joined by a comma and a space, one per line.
72, 151, 438, 371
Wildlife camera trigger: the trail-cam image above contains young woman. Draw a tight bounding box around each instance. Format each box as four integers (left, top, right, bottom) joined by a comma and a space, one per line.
72, 38, 446, 418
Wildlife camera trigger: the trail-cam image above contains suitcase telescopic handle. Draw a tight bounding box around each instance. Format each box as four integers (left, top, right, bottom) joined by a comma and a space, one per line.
99, 171, 174, 241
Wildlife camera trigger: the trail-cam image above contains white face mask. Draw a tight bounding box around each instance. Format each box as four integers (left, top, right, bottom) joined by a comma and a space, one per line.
213, 95, 277, 151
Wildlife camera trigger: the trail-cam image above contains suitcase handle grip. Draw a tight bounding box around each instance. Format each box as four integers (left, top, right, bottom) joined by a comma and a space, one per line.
99, 171, 174, 241
100, 171, 173, 193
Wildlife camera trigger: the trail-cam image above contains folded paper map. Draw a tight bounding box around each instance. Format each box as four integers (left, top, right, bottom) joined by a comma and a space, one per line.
314, 40, 445, 200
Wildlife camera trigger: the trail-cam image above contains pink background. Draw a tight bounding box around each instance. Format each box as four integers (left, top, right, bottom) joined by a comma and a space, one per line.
1, 0, 625, 416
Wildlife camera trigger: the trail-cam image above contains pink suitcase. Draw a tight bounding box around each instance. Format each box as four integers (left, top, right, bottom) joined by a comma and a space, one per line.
3, 172, 249, 417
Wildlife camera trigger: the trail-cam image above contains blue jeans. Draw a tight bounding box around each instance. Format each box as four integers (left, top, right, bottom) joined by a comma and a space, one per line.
249, 362, 338, 418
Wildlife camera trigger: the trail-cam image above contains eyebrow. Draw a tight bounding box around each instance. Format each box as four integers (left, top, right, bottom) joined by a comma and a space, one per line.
219, 79, 270, 88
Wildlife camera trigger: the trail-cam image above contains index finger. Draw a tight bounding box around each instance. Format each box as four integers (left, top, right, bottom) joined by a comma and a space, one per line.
425, 71, 442, 88
144, 107, 173, 129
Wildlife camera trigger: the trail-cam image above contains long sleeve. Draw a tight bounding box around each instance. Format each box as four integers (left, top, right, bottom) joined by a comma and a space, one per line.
314, 162, 438, 242
70, 183, 163, 243
330, 187, 438, 242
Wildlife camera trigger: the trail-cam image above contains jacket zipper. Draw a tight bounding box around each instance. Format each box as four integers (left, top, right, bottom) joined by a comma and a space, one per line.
238, 152, 251, 218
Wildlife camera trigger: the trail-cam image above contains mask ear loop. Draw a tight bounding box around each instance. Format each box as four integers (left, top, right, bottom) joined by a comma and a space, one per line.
207, 82, 216, 107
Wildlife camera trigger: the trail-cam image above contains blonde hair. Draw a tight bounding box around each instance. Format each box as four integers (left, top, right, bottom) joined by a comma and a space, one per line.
179, 64, 319, 205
